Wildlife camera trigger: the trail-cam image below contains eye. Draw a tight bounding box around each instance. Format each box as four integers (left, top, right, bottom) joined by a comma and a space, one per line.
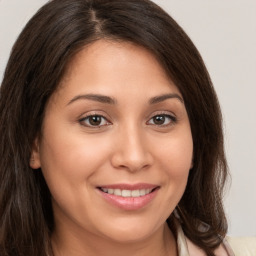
147, 114, 176, 126
79, 115, 110, 127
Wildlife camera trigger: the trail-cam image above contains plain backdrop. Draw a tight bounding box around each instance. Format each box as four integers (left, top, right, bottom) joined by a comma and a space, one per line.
0, 0, 255, 236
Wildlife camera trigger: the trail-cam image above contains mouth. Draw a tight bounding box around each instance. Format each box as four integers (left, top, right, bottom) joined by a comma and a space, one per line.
98, 187, 157, 198
96, 184, 160, 210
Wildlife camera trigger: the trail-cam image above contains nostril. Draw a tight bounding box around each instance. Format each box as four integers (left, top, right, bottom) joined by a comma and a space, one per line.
110, 149, 153, 172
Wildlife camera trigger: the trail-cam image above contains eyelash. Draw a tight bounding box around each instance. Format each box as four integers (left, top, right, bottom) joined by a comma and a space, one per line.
79, 112, 177, 128
147, 113, 177, 127
79, 114, 111, 128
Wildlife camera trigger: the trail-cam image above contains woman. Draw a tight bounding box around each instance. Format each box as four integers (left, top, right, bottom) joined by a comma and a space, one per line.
0, 0, 255, 255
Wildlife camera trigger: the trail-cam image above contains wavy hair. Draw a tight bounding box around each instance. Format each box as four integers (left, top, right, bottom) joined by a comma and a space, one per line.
0, 0, 228, 255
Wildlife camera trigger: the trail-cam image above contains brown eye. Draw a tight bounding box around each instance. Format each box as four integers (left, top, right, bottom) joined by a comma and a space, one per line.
153, 115, 166, 125
80, 115, 109, 127
88, 116, 102, 126
148, 114, 176, 126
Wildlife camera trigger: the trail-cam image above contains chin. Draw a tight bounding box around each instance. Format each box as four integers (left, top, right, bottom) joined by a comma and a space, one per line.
98, 222, 161, 244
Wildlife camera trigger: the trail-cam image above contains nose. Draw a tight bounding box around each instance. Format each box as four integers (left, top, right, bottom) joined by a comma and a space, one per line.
110, 125, 154, 172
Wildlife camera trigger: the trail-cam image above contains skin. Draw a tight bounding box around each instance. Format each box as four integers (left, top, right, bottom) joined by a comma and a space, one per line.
31, 40, 193, 256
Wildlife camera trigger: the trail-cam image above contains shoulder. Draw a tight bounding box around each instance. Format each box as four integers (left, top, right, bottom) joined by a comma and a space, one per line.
226, 236, 256, 256
186, 236, 256, 256
186, 238, 230, 256
174, 219, 256, 256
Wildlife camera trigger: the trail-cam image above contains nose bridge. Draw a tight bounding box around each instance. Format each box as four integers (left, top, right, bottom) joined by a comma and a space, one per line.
111, 122, 152, 171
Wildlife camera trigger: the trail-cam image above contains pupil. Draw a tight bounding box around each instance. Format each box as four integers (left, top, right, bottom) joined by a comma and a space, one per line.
154, 115, 165, 125
89, 116, 101, 126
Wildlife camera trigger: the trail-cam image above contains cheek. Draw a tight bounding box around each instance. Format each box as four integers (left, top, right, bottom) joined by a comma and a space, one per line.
38, 125, 112, 193
38, 129, 114, 225
156, 130, 193, 200
159, 131, 193, 173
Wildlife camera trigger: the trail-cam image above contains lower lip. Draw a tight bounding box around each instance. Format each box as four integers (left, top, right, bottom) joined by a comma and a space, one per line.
98, 188, 159, 211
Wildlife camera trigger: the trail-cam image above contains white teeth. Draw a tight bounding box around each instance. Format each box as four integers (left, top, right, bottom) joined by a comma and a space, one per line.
131, 190, 140, 197
113, 189, 121, 196
108, 189, 114, 194
122, 190, 131, 197
139, 189, 146, 196
101, 188, 153, 197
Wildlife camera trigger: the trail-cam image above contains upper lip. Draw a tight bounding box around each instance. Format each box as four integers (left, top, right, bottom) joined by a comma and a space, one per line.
97, 183, 159, 190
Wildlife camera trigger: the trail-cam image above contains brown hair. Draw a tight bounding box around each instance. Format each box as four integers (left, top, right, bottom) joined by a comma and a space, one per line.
0, 0, 228, 255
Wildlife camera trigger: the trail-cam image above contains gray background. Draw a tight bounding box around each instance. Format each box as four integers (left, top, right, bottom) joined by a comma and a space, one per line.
0, 0, 255, 236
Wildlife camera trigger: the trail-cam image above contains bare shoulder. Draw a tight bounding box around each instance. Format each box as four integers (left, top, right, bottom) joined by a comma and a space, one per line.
226, 236, 256, 256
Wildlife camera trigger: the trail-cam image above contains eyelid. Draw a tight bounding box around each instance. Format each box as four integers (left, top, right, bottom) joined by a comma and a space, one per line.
78, 111, 112, 128
146, 111, 177, 126
148, 110, 177, 119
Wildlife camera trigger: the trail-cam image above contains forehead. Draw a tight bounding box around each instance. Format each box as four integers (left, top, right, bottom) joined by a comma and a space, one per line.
64, 40, 172, 81
52, 39, 181, 106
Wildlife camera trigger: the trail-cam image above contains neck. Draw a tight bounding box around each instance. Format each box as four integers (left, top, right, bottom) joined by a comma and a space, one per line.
51, 222, 177, 256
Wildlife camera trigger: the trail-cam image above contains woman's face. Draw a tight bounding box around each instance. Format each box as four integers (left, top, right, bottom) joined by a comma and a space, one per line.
31, 40, 193, 243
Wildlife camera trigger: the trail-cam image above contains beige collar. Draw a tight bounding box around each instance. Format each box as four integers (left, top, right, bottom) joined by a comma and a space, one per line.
175, 221, 235, 256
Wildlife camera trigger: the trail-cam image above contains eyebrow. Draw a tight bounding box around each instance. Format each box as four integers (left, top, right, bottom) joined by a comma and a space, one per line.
67, 94, 116, 105
149, 93, 184, 104
67, 93, 183, 106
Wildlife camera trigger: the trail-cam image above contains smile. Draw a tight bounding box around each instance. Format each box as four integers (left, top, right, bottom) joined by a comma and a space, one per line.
97, 184, 159, 210
99, 188, 154, 197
